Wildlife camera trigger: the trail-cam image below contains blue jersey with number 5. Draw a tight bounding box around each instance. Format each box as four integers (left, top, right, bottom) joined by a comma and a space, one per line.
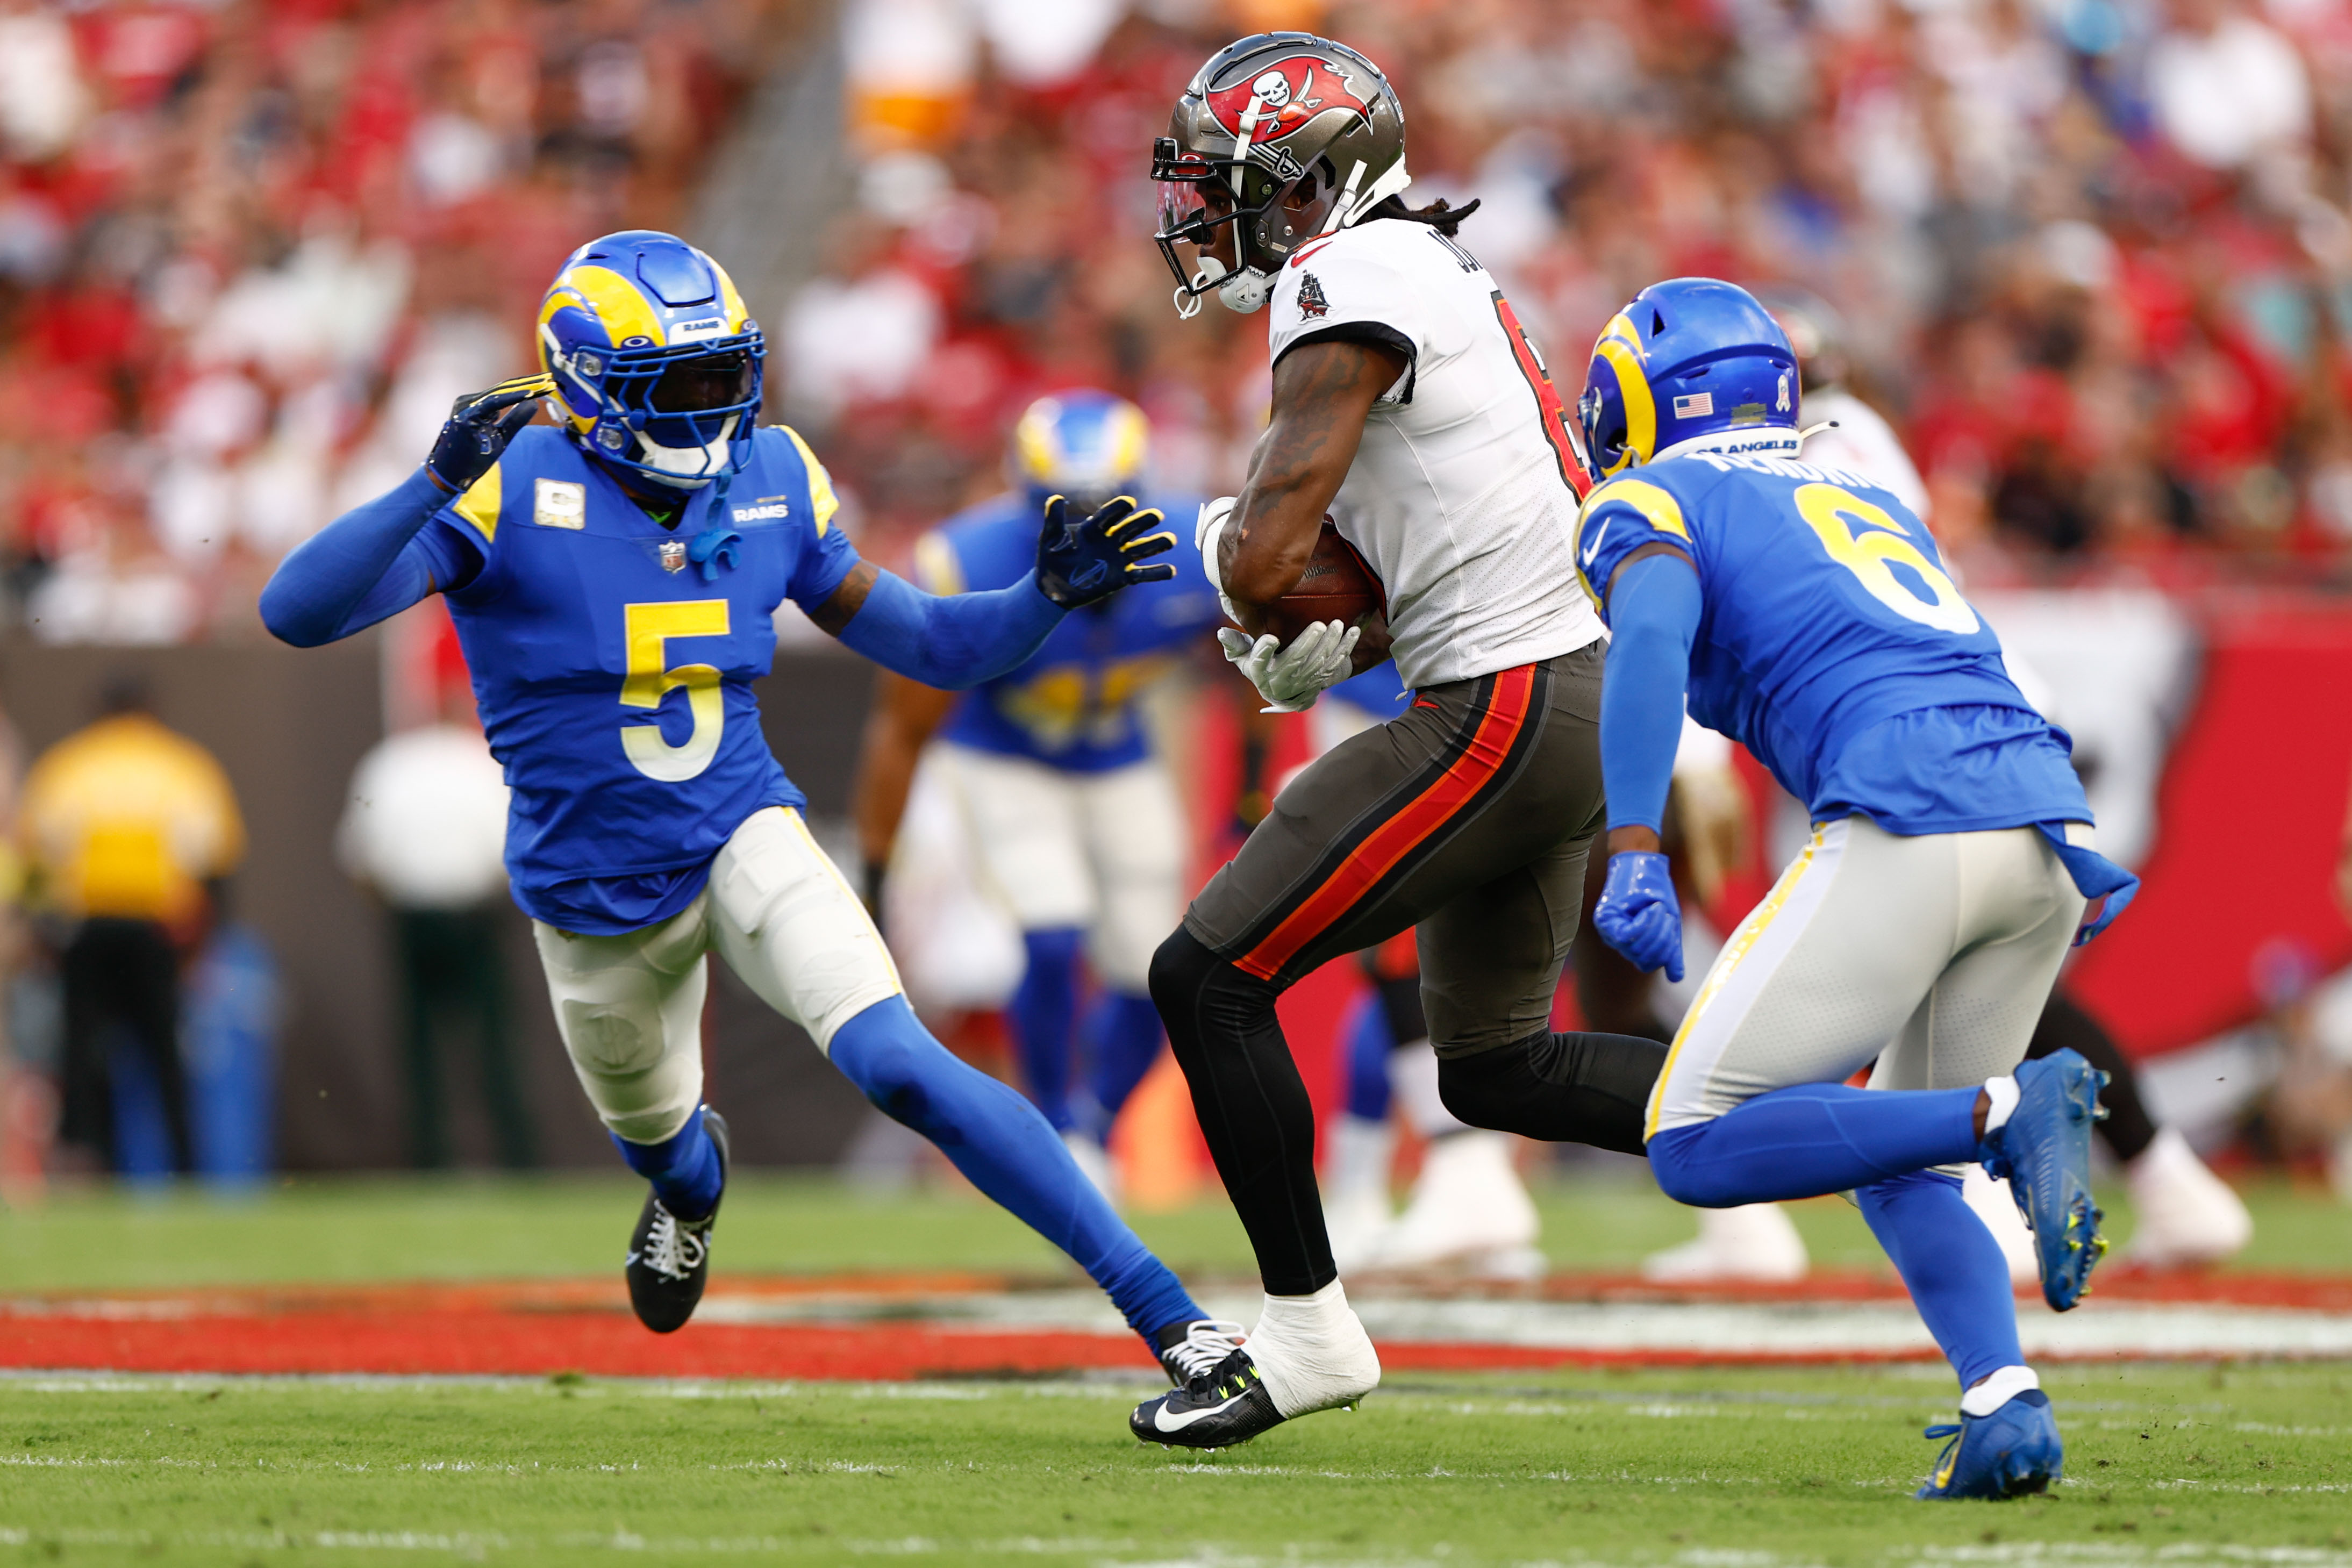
1574, 449, 2092, 835
405, 424, 859, 935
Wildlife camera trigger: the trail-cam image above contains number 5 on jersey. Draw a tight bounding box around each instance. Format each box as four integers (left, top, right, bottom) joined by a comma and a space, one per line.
622, 600, 728, 782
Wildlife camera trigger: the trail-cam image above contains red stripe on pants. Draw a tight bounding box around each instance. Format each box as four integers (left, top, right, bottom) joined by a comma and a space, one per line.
1234, 663, 1538, 982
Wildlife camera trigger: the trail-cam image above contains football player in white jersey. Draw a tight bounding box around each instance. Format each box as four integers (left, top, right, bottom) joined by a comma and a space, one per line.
1131, 33, 1672, 1448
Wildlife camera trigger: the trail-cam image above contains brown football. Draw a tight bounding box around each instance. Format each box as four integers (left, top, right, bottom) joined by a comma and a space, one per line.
1263, 520, 1385, 645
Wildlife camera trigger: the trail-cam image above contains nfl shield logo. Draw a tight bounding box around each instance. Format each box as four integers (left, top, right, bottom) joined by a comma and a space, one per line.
659, 539, 687, 573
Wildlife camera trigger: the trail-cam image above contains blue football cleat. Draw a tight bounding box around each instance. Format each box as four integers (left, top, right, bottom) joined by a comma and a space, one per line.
1980, 1048, 2109, 1311
1915, 1389, 2064, 1499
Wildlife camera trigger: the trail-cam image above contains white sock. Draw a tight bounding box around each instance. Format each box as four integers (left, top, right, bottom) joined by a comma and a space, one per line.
1981, 1076, 2020, 1134
1960, 1364, 2040, 1416
1249, 1280, 1381, 1417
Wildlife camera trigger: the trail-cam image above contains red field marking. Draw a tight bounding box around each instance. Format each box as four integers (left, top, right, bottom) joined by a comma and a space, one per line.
6, 1270, 2349, 1380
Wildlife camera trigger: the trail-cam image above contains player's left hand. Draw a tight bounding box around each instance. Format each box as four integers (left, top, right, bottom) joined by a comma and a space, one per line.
1035, 494, 1177, 608
1595, 850, 1685, 982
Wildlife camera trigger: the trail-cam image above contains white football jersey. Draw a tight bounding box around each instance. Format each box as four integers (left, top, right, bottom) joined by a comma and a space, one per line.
1267, 217, 1604, 690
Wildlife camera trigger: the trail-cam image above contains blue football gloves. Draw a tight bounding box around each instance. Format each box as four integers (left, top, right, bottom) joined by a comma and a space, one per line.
1593, 850, 1685, 983
425, 374, 553, 493
1035, 494, 1177, 609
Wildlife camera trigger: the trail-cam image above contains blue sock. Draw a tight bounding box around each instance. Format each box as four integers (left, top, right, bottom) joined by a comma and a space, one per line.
611, 1109, 721, 1221
1647, 1083, 1982, 1207
1077, 991, 1164, 1142
830, 996, 1205, 1342
1859, 1169, 2022, 1390
1341, 991, 1395, 1122
1011, 928, 1084, 1132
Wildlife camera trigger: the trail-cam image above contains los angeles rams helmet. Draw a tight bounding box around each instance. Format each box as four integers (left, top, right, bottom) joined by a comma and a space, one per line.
1010, 390, 1150, 518
1577, 279, 1799, 485
1152, 33, 1410, 318
537, 231, 764, 490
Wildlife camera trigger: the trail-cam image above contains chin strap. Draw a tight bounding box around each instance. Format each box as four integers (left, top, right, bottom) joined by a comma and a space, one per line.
1798, 419, 1842, 441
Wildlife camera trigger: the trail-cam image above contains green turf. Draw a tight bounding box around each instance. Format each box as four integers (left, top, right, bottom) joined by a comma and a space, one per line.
1, 1364, 2345, 1565
3, 1172, 2347, 1293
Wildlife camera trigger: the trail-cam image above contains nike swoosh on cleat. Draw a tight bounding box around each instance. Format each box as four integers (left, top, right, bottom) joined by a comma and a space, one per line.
1152, 1391, 1255, 1433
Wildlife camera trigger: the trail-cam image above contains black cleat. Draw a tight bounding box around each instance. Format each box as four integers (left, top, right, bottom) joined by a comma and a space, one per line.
624, 1107, 729, 1333
1131, 1344, 1284, 1449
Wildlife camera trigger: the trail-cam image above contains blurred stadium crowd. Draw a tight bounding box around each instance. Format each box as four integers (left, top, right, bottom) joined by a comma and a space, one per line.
3, 0, 2352, 649
809, 0, 2352, 581
0, 0, 798, 645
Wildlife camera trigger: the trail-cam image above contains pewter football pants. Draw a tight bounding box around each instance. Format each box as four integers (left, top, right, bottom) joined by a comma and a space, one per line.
534, 806, 903, 1144
1646, 814, 2088, 1150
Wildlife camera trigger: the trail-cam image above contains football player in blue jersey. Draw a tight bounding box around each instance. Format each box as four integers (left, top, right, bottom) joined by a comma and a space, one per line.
1568, 278, 2139, 1499
852, 391, 1223, 1193
259, 231, 1249, 1394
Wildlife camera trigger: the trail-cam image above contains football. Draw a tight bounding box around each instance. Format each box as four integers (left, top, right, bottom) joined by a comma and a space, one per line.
1262, 519, 1385, 644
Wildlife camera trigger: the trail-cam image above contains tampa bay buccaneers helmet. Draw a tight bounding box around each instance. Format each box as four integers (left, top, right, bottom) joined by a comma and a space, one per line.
537, 231, 765, 490
1152, 33, 1410, 318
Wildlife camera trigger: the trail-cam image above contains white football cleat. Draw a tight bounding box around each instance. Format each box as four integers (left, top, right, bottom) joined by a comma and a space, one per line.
1368, 1130, 1545, 1279
2122, 1127, 2252, 1269
1641, 1202, 1811, 1284
1062, 1130, 1118, 1204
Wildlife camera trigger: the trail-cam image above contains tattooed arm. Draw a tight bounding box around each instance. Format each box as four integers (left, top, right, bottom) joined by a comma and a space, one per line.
1220, 337, 1405, 668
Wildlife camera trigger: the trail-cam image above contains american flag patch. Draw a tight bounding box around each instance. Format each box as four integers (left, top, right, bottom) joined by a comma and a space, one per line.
1673, 392, 1713, 418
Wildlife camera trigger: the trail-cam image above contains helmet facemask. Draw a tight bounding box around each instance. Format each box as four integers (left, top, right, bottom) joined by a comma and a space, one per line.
546, 334, 766, 490
1153, 143, 1316, 318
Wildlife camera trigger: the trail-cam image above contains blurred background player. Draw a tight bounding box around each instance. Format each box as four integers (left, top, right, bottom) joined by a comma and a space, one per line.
1634, 289, 2249, 1285
21, 678, 245, 1177
260, 231, 1236, 1392
1312, 662, 1545, 1279
853, 392, 1220, 1193
338, 674, 532, 1171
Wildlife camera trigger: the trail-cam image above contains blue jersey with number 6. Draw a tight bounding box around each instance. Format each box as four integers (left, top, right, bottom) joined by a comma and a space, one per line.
402, 424, 859, 936
1573, 449, 2092, 835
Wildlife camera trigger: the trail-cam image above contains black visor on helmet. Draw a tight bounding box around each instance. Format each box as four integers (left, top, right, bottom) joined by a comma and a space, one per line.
649, 349, 756, 414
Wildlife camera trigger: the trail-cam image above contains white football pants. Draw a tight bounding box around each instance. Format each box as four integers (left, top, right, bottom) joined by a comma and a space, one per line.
1647, 815, 2086, 1147
534, 806, 903, 1144
931, 742, 1185, 993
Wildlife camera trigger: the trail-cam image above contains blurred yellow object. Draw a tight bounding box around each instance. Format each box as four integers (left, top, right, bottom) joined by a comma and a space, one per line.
20, 714, 245, 926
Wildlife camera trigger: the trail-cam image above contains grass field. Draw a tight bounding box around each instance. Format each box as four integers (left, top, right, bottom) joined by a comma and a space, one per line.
3, 1364, 2347, 1565
6, 1169, 2351, 1291
3, 1175, 2349, 1565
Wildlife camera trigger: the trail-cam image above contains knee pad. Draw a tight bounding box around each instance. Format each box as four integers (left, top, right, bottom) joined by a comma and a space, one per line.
561, 1000, 663, 1076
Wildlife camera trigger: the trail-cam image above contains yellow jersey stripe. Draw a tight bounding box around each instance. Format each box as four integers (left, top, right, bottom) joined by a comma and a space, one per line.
453, 463, 502, 543
779, 425, 840, 535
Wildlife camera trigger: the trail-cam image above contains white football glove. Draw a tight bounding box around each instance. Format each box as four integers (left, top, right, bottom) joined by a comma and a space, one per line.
1219, 619, 1360, 714
1196, 496, 1242, 625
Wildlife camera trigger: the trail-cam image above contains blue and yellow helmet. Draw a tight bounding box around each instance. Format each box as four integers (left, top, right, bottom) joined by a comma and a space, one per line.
537, 231, 764, 490
1576, 278, 1797, 485
1010, 390, 1150, 514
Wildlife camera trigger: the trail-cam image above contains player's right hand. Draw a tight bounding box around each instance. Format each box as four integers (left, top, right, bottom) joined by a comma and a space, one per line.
1219, 620, 1357, 713
1594, 850, 1685, 982
426, 374, 553, 493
